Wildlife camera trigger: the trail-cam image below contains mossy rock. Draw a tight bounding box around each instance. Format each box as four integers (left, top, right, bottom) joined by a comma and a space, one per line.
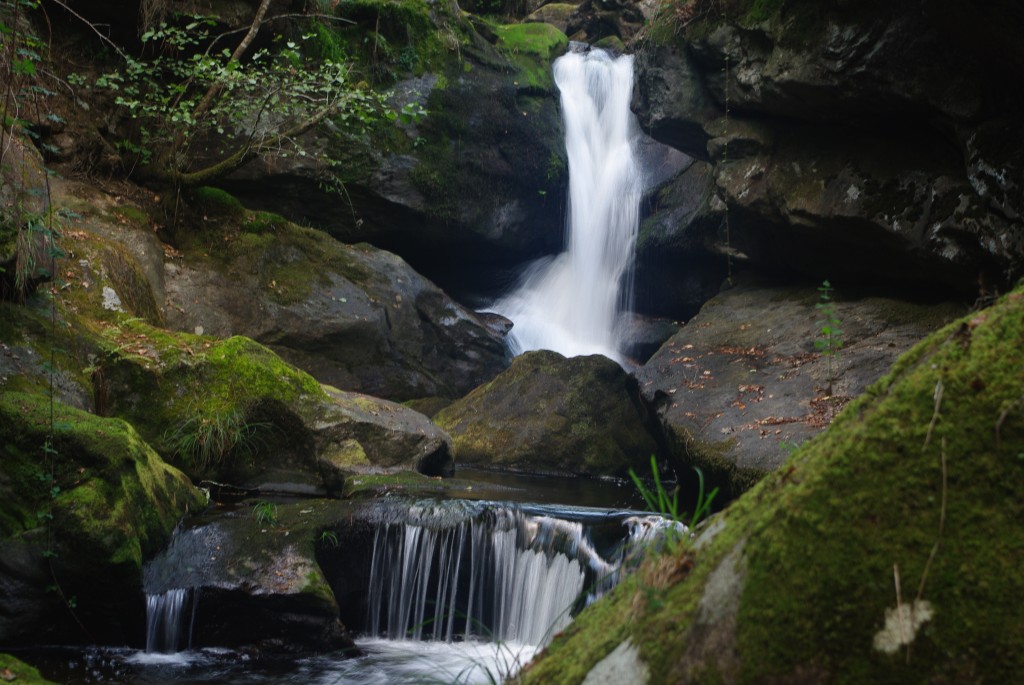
92, 322, 453, 487
435, 350, 659, 477
0, 391, 205, 645
144, 500, 362, 652
188, 186, 246, 219
494, 22, 569, 93
0, 654, 57, 685
340, 470, 477, 499
521, 285, 1024, 683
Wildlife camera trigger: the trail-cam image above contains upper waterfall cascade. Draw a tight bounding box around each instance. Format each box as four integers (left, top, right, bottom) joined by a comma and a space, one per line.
492, 47, 645, 363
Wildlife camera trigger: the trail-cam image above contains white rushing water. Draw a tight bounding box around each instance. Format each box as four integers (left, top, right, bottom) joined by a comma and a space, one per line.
492, 47, 644, 363
134, 504, 680, 683
365, 509, 592, 647
145, 587, 195, 654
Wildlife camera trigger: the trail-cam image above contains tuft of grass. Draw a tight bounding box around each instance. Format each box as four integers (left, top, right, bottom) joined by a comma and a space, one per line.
251, 499, 278, 527
629, 455, 719, 544
163, 407, 269, 473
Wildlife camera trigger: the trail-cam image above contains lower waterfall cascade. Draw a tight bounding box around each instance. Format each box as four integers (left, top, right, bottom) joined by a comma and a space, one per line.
142, 501, 681, 665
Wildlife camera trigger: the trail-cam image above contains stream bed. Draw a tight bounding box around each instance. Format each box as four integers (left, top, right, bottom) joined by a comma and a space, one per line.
19, 467, 678, 685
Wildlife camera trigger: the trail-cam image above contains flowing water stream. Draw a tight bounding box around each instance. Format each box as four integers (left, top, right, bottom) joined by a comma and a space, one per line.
14, 47, 671, 685
115, 500, 677, 685
491, 46, 645, 363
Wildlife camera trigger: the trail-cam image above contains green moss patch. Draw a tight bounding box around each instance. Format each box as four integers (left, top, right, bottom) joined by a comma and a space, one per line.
494, 23, 568, 93
0, 654, 57, 685
95, 322, 328, 477
0, 391, 204, 568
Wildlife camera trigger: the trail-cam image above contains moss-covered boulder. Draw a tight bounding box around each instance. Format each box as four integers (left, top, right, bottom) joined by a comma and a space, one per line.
635, 275, 961, 498
521, 285, 1024, 684
144, 500, 362, 652
93, 324, 454, 489
0, 654, 57, 685
435, 350, 659, 477
0, 392, 205, 645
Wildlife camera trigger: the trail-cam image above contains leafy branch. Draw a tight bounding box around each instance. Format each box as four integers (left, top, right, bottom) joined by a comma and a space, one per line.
87, 7, 389, 191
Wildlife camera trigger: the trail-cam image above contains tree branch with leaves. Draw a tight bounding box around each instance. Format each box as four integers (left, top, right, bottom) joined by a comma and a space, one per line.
86, 5, 387, 191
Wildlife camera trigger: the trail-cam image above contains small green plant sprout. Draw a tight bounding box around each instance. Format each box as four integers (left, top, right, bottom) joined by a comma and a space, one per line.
319, 530, 340, 548
815, 279, 844, 395
779, 439, 804, 456
628, 456, 720, 548
393, 101, 428, 126
251, 500, 278, 527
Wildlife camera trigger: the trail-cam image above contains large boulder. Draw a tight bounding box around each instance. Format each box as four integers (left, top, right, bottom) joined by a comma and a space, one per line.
635, 275, 961, 498
631, 2, 1024, 297
163, 191, 509, 402
522, 283, 1024, 684
0, 392, 206, 646
93, 326, 455, 490
143, 500, 363, 653
435, 350, 659, 477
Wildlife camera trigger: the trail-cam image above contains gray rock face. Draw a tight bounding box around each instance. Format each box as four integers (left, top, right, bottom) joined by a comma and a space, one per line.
633, 158, 727, 321
142, 501, 363, 653
630, 5, 1024, 296
635, 276, 961, 497
634, 44, 720, 159
435, 350, 660, 477
163, 222, 509, 402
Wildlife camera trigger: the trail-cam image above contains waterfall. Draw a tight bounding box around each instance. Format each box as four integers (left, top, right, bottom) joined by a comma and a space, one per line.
492, 47, 644, 363
145, 587, 197, 653
363, 504, 673, 647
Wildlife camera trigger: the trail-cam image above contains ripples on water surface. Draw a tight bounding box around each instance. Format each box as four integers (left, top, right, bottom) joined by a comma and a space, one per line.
31, 639, 538, 684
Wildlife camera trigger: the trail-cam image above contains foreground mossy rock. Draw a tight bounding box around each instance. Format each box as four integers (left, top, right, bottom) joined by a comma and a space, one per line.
435, 350, 659, 476
635, 275, 961, 498
522, 286, 1024, 684
144, 500, 364, 652
95, 326, 453, 489
0, 654, 57, 685
0, 392, 205, 645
